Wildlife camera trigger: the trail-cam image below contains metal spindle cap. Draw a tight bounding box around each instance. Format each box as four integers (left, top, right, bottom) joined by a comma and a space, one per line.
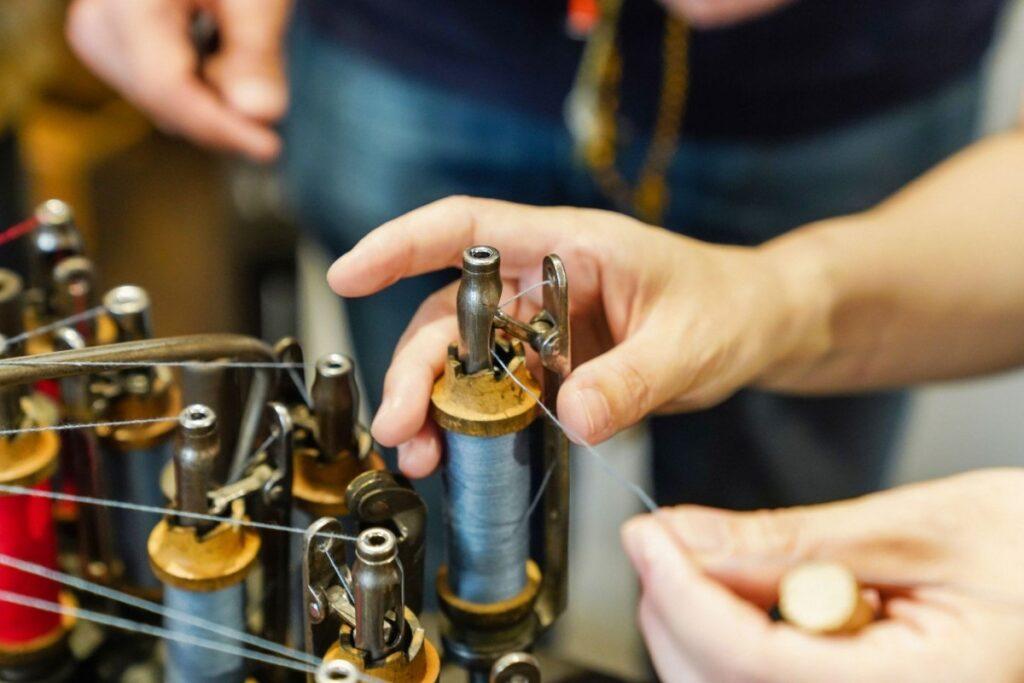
462, 245, 500, 272
179, 403, 216, 433
34, 198, 73, 227
312, 352, 359, 459
355, 527, 398, 564
104, 284, 152, 342
315, 660, 359, 683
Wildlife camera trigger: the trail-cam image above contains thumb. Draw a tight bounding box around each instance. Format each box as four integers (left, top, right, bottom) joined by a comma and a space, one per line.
207, 0, 292, 122
622, 513, 892, 682
621, 513, 783, 680
557, 326, 673, 444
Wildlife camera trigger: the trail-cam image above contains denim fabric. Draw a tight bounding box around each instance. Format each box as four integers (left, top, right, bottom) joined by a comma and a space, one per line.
283, 11, 981, 511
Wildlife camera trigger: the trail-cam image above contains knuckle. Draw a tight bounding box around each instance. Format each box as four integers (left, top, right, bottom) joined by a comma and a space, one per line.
730, 509, 807, 558
606, 356, 654, 422
434, 194, 474, 213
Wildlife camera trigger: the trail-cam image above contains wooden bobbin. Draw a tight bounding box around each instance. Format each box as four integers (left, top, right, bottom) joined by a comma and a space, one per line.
778, 561, 875, 634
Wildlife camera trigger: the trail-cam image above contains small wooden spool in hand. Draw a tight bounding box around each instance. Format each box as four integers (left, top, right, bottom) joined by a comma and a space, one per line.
778, 561, 875, 634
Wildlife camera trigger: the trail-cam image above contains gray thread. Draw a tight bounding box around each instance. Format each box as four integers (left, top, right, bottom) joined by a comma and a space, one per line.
288, 365, 313, 407
492, 351, 1024, 616
325, 547, 355, 606
0, 483, 358, 543
0, 589, 318, 675
0, 552, 319, 666
492, 350, 657, 512
498, 279, 552, 309
4, 306, 106, 346
0, 359, 308, 369
508, 457, 559, 541
0, 415, 178, 437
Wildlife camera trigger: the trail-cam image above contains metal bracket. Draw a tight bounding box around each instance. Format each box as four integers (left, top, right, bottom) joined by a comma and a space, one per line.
489, 255, 572, 631
303, 517, 351, 659
535, 255, 571, 630
345, 470, 427, 614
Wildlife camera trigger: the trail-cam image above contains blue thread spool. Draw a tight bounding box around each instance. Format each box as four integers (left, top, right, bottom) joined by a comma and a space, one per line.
164, 584, 246, 683
444, 431, 531, 602
431, 339, 540, 606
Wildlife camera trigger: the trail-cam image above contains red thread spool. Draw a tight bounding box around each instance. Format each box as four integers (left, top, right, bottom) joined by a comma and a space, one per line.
0, 480, 61, 644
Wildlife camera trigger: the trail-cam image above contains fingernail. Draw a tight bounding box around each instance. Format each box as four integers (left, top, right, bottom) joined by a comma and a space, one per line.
621, 517, 651, 571
370, 403, 391, 438
574, 387, 611, 440
625, 519, 674, 578
227, 78, 285, 118
327, 254, 352, 283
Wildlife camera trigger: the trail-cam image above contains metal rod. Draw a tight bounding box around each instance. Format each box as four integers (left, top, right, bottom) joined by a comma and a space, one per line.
352, 527, 404, 662
0, 334, 275, 384
103, 284, 153, 343
457, 246, 502, 374
311, 353, 358, 459
0, 334, 276, 484
174, 405, 219, 528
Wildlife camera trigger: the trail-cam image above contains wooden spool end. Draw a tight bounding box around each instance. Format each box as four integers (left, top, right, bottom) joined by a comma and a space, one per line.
778, 561, 874, 634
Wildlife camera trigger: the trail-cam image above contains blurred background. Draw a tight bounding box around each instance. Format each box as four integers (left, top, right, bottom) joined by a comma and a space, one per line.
0, 1, 1022, 680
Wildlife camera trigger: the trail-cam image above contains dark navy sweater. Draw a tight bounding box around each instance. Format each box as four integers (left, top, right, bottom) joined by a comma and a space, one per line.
304, 0, 1005, 140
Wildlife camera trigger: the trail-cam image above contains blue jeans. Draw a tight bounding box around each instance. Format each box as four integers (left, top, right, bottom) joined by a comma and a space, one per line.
283, 12, 981, 510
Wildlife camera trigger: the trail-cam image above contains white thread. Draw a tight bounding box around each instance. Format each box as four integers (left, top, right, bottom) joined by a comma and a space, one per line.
325, 547, 355, 605
0, 359, 307, 369
498, 279, 552, 309
249, 429, 280, 464
0, 483, 358, 543
492, 350, 657, 512
4, 306, 106, 346
0, 589, 318, 675
0, 552, 319, 666
0, 415, 178, 437
288, 364, 313, 407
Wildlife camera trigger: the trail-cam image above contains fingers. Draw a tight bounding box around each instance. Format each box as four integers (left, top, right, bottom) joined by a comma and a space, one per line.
650, 482, 956, 601
556, 325, 674, 444
205, 0, 292, 122
622, 514, 781, 681
622, 514, 897, 682
327, 197, 601, 298
662, 0, 795, 27
396, 420, 441, 479
370, 286, 458, 456
148, 77, 282, 161
66, 0, 282, 162
635, 600, 703, 682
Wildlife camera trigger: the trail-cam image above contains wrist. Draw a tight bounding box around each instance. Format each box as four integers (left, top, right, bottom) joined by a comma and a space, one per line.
753, 219, 847, 389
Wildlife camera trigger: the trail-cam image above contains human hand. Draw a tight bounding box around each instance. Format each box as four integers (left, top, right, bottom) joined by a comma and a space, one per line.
327, 196, 827, 477
622, 469, 1024, 682
659, 0, 796, 28
66, 0, 291, 162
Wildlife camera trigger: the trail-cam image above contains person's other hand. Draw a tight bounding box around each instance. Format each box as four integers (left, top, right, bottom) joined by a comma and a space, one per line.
659, 0, 796, 28
66, 0, 291, 162
622, 469, 1024, 682
327, 196, 827, 477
